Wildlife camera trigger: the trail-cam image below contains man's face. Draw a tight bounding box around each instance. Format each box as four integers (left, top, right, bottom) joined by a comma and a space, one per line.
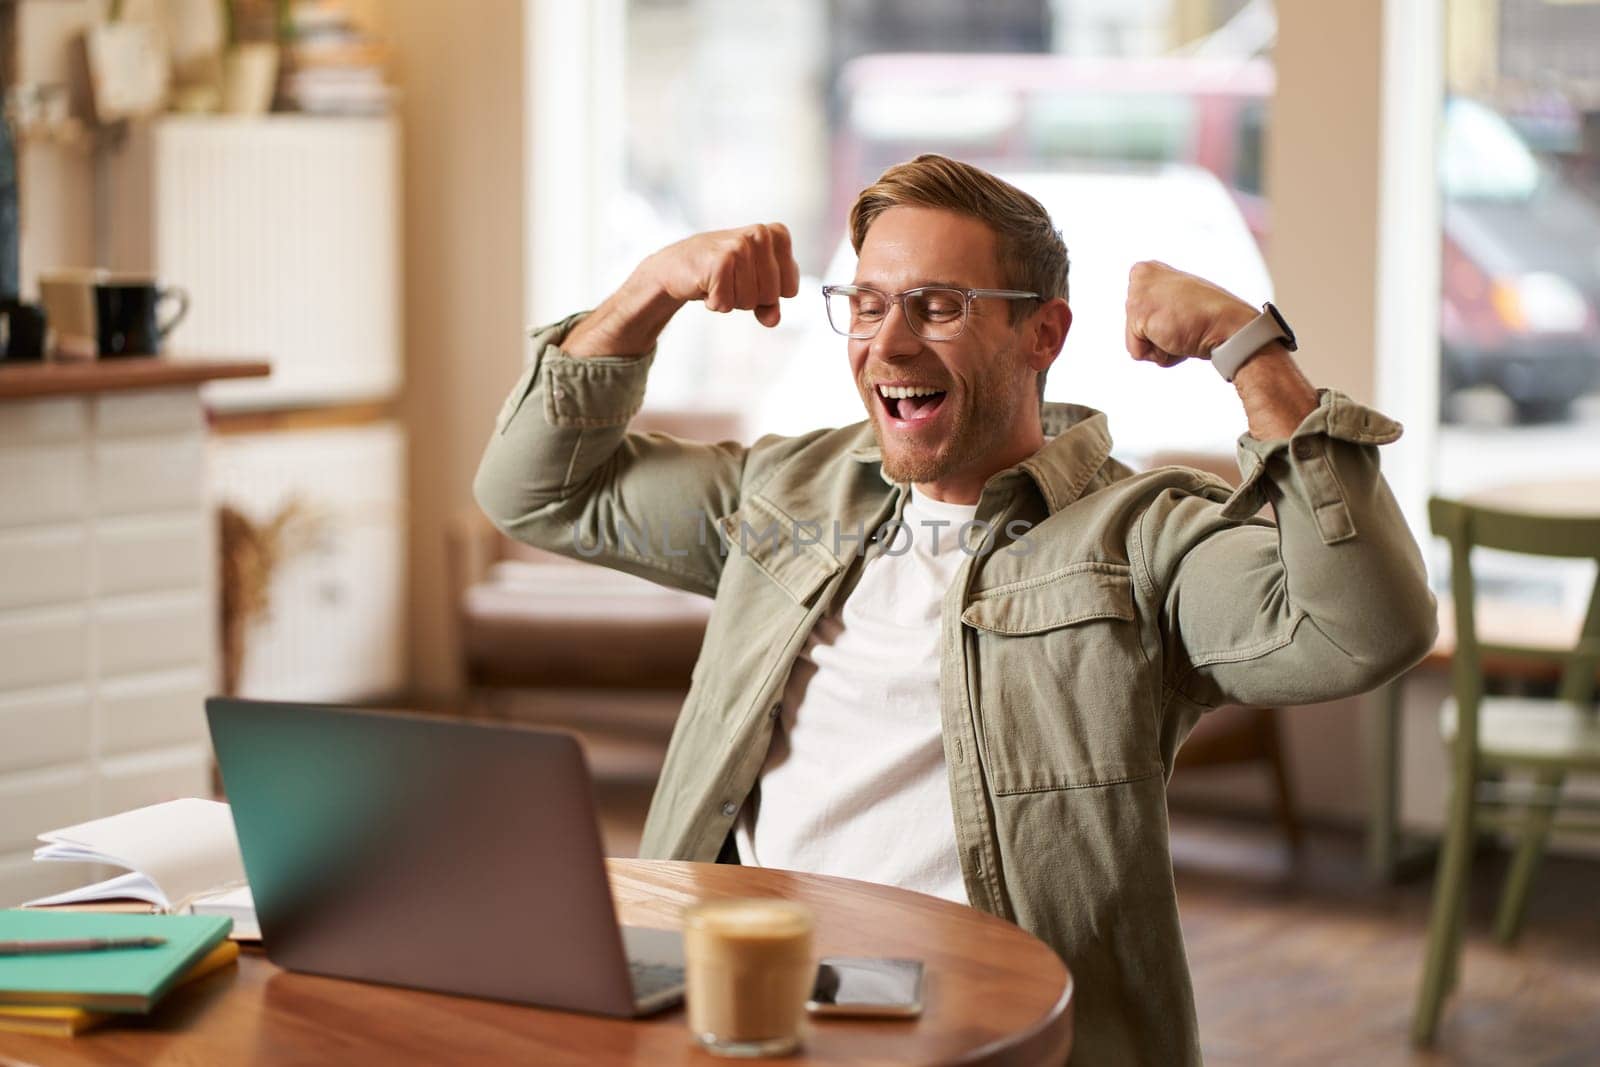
848, 205, 1041, 488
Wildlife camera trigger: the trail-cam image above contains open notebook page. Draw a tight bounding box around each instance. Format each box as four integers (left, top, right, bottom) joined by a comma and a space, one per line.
25, 798, 247, 912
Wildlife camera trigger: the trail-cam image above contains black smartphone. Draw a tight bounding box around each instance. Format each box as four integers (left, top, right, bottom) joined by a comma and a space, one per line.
805, 956, 924, 1017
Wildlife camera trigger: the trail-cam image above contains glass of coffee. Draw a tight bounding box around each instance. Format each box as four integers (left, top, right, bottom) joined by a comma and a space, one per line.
683, 898, 815, 1057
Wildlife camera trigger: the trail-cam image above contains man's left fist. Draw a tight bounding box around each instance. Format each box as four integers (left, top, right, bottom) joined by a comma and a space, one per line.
1124, 261, 1256, 368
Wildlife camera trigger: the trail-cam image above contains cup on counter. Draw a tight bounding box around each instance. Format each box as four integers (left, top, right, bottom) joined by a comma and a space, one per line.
94, 274, 190, 357
39, 268, 103, 359
38, 270, 189, 358
683, 898, 815, 1058
0, 300, 48, 362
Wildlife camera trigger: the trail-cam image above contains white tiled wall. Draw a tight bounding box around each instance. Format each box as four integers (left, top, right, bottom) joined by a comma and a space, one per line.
0, 526, 90, 609
0, 687, 91, 774
0, 607, 90, 691
97, 669, 209, 756
0, 443, 91, 528
0, 388, 217, 905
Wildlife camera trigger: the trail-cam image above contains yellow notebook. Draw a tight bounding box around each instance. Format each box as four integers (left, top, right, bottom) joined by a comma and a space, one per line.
0, 940, 240, 1037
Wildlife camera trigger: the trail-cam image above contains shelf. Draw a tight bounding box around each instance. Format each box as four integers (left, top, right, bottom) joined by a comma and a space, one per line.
0, 356, 271, 400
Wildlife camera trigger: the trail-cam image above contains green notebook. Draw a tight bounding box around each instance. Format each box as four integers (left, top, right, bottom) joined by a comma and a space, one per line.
0, 910, 232, 1013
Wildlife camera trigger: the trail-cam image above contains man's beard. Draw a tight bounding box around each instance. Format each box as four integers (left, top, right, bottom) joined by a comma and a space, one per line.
868, 350, 1025, 485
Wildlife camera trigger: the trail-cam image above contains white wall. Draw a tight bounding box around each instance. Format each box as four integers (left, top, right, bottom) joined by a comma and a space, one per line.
377, 1, 529, 698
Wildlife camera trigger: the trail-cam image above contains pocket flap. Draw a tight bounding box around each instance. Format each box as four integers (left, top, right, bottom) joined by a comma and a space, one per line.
718, 499, 840, 606
962, 562, 1134, 635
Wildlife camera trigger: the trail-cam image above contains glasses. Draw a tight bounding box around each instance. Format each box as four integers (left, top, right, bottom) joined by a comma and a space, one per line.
821, 284, 1040, 341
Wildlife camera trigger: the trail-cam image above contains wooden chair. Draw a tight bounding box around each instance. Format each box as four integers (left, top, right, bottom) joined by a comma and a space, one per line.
1411, 496, 1600, 1046
1150, 451, 1302, 851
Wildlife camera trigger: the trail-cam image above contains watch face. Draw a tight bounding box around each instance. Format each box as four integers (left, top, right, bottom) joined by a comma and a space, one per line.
1263, 302, 1298, 351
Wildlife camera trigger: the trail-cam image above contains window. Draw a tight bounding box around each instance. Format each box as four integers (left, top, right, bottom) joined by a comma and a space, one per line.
606, 0, 1277, 461
1434, 0, 1600, 612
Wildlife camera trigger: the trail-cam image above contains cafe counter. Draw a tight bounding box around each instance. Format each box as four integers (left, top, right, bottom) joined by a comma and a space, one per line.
0, 357, 268, 907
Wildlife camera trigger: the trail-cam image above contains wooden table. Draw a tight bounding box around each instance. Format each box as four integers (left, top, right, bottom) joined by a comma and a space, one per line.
0, 861, 1074, 1066
1366, 477, 1599, 881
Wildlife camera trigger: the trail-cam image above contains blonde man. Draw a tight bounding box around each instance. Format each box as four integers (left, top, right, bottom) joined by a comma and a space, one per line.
476, 154, 1435, 1064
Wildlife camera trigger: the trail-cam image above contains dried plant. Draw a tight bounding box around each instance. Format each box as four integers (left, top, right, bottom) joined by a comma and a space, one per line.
218, 497, 326, 695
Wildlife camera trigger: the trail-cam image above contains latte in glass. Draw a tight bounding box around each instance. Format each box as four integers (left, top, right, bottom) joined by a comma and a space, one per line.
683, 898, 815, 1057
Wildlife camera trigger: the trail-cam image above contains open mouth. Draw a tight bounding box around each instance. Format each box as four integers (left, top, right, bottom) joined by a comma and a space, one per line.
876, 384, 948, 424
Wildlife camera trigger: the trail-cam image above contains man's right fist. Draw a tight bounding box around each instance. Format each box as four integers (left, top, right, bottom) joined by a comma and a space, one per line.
646, 223, 801, 327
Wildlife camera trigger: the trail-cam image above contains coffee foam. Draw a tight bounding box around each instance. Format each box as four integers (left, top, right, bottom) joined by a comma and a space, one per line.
688, 899, 813, 938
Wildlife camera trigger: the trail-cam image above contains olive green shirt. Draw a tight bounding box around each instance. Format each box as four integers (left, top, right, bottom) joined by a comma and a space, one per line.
474, 314, 1438, 1065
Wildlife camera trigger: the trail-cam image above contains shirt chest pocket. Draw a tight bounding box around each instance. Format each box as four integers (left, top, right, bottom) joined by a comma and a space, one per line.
960, 563, 1162, 795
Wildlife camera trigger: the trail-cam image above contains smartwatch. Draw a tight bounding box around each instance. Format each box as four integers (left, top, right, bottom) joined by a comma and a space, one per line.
1211, 302, 1297, 382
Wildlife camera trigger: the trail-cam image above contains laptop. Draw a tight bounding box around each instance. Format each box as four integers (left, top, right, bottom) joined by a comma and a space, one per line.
204, 697, 686, 1016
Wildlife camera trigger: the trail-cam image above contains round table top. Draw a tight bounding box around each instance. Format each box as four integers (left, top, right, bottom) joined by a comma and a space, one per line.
1462, 477, 1600, 517
1, 860, 1073, 1066
1425, 477, 1600, 673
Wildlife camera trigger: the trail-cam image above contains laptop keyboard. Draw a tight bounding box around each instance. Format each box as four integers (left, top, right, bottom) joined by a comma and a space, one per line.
629, 959, 686, 1001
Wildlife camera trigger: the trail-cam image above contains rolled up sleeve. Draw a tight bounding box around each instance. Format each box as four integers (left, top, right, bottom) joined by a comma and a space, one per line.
473, 314, 746, 597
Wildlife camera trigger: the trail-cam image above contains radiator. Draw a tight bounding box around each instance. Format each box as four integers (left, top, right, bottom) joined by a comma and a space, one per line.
110, 114, 402, 410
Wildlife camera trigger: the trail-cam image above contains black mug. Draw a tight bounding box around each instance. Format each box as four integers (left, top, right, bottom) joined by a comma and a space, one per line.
94, 279, 189, 357
0, 299, 47, 362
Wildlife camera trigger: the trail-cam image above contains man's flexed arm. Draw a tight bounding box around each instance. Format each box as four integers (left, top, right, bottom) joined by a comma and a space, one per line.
473, 224, 801, 596
564, 223, 801, 357
1122, 261, 1436, 708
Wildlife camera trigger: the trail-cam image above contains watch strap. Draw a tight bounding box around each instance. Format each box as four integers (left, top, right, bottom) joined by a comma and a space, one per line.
1211, 304, 1292, 382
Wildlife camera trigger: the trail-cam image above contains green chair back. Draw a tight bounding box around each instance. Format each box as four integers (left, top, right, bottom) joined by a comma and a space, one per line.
1428, 497, 1600, 717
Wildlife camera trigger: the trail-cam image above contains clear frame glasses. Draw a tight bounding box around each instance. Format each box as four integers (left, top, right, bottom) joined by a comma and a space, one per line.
821, 284, 1040, 341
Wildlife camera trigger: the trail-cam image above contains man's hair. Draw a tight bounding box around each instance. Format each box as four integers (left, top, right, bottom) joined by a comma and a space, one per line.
848, 154, 1070, 403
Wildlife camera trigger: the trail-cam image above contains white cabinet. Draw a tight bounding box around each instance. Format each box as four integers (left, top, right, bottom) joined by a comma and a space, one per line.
208, 422, 407, 703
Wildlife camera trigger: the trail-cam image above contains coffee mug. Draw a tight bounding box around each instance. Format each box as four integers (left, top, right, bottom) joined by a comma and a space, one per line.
0, 300, 48, 362
39, 268, 103, 359
95, 276, 190, 357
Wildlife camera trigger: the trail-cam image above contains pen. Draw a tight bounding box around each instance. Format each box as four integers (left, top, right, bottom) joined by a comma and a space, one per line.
0, 937, 167, 956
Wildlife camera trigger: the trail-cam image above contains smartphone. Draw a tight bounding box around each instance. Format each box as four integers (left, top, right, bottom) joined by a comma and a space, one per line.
805, 957, 924, 1018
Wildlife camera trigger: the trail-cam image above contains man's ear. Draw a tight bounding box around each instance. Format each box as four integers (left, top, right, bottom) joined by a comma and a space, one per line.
1026, 298, 1072, 374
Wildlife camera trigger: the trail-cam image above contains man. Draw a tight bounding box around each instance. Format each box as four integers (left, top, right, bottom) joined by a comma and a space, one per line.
475, 154, 1436, 1064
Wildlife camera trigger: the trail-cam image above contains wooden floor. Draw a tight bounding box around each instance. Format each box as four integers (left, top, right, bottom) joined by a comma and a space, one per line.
1173, 815, 1600, 1066
596, 787, 1600, 1065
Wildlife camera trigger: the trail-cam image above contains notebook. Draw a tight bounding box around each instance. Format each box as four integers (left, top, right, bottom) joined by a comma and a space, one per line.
25, 799, 247, 914
0, 940, 240, 1037
0, 910, 233, 1013
191, 885, 259, 940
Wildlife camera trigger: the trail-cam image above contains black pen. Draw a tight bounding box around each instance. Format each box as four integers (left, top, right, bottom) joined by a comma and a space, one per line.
0, 937, 167, 956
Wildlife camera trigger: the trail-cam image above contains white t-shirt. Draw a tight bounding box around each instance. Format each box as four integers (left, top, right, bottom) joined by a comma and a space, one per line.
734, 486, 978, 904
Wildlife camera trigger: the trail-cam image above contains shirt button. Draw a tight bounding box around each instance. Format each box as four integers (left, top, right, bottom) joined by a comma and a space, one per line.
551, 386, 566, 400
720, 801, 737, 817
769, 704, 781, 719
1292, 438, 1316, 460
